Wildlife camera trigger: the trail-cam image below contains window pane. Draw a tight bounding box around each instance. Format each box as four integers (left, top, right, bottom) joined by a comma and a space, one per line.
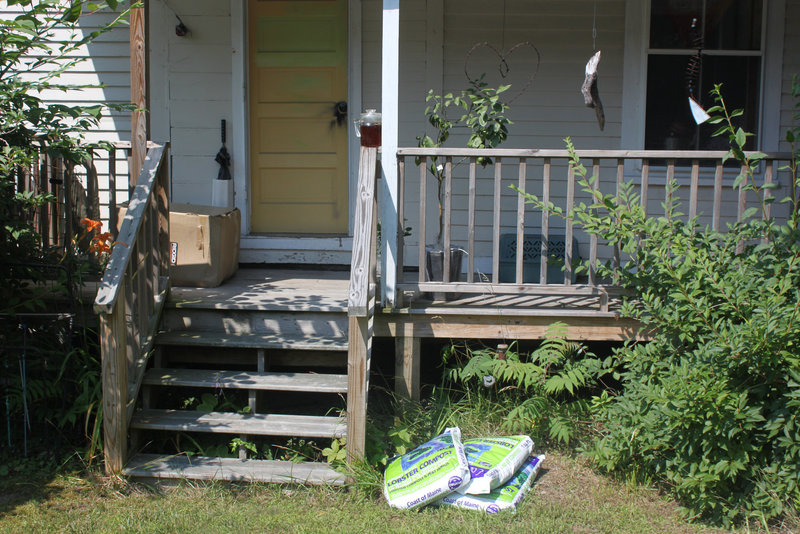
645, 54, 760, 151
705, 0, 762, 50
650, 0, 702, 49
650, 0, 762, 50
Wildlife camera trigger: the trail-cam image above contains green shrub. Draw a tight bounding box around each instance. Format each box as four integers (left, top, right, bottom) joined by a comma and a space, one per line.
517, 83, 800, 526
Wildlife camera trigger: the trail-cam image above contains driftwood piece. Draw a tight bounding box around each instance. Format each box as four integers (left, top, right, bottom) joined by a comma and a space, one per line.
581, 50, 605, 131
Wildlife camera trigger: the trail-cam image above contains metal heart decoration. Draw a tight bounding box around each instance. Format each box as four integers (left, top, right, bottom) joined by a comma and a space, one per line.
463, 41, 541, 103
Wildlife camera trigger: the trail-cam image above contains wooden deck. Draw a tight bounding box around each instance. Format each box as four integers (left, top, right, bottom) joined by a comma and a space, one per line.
201, 266, 636, 341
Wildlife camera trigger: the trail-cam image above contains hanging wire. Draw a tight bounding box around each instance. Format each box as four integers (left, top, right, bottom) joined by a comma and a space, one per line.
592, 0, 598, 51
501, 0, 507, 52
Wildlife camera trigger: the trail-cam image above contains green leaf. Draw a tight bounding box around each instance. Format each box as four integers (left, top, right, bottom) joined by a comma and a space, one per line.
734, 128, 747, 148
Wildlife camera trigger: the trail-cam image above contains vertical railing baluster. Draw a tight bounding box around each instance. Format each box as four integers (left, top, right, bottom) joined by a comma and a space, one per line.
712, 161, 723, 232
418, 157, 427, 284
763, 160, 773, 221
762, 159, 774, 244
614, 159, 624, 283
736, 164, 747, 254
109, 148, 118, 236
37, 151, 48, 243
492, 158, 502, 284
640, 159, 650, 218
665, 159, 675, 218
689, 159, 700, 223
540, 157, 551, 285
565, 163, 575, 286
397, 156, 405, 288
467, 157, 477, 283
588, 159, 600, 287
443, 156, 452, 283
515, 158, 527, 284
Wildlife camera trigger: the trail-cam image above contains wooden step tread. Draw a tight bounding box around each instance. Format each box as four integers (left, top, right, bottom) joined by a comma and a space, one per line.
155, 331, 348, 351
124, 453, 346, 485
143, 368, 348, 393
130, 409, 346, 438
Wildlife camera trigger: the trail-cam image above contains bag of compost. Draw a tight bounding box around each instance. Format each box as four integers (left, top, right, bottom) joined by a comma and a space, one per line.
383, 427, 470, 509
437, 454, 545, 513
459, 435, 534, 494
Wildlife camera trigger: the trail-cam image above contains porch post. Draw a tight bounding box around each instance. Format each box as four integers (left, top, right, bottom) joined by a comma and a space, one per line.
130, 1, 148, 182
380, 0, 399, 308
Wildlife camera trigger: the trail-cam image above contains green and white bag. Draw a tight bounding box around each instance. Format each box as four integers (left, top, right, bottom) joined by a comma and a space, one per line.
383, 427, 471, 509
459, 435, 534, 494
437, 454, 545, 513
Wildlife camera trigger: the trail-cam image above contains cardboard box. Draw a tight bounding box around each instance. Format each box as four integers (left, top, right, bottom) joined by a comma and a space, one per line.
169, 203, 240, 287
117, 203, 241, 288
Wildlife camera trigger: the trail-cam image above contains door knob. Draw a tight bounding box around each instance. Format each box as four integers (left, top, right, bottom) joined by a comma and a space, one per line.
334, 101, 347, 126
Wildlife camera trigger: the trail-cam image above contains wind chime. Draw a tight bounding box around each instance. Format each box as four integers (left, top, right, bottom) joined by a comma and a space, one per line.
686, 17, 711, 124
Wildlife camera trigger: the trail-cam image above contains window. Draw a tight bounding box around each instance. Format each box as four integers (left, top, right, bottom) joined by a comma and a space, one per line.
643, 0, 764, 151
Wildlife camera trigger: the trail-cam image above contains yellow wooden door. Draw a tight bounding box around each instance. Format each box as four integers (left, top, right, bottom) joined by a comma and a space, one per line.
249, 0, 348, 234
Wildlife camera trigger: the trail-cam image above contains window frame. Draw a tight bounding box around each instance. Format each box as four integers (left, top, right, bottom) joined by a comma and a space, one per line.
621, 0, 785, 156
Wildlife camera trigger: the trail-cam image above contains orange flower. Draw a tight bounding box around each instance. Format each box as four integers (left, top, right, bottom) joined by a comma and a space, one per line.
81, 218, 102, 232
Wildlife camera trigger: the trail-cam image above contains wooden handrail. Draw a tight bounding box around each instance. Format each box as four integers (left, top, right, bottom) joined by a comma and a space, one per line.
398, 147, 793, 159
93, 142, 170, 474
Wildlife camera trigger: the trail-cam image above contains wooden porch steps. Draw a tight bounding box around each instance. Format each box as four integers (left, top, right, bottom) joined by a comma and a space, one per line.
124, 453, 346, 485
142, 368, 348, 393
131, 409, 346, 438
122, 269, 352, 485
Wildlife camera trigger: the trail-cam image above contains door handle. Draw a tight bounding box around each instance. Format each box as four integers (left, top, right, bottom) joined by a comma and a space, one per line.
334, 101, 347, 126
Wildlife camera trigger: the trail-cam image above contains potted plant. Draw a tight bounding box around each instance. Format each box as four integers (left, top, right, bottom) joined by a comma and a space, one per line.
417, 75, 513, 287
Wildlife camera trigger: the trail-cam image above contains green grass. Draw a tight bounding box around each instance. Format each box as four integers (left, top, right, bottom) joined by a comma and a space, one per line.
0, 452, 742, 534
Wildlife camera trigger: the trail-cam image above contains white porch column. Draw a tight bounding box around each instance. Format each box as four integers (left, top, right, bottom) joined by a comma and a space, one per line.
380, 0, 400, 308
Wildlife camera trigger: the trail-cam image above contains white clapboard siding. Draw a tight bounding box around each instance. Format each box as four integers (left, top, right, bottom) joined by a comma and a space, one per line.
150, 0, 233, 204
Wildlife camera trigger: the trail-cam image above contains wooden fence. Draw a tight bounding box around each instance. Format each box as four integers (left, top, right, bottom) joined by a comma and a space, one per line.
13, 142, 134, 254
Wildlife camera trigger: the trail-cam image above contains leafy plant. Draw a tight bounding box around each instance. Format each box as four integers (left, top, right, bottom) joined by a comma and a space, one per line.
515, 84, 800, 526
443, 323, 610, 445
321, 437, 347, 465
417, 75, 512, 247
230, 438, 258, 456
0, 1, 136, 464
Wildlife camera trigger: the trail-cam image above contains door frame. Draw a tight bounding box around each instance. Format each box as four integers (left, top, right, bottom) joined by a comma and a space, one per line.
231, 0, 362, 240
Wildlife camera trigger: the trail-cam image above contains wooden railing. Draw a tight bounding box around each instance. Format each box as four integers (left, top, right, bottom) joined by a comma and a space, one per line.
93, 143, 170, 474
389, 148, 793, 308
13, 142, 135, 254
346, 146, 379, 461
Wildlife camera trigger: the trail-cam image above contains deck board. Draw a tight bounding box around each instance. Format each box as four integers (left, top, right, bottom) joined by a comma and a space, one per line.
131, 409, 346, 438
124, 453, 346, 485
156, 331, 348, 351
143, 368, 348, 393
